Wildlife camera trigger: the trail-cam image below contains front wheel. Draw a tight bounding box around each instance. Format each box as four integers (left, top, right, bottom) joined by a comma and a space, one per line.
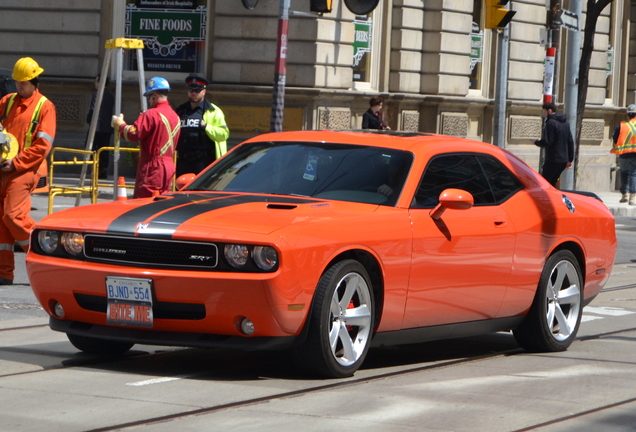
67, 333, 134, 356
513, 250, 583, 352
294, 259, 375, 378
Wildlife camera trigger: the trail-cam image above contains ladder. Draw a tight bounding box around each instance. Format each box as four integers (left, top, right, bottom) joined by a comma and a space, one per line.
76, 37, 148, 205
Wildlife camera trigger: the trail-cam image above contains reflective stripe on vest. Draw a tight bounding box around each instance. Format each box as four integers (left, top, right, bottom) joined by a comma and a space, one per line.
4, 93, 49, 148
158, 113, 180, 156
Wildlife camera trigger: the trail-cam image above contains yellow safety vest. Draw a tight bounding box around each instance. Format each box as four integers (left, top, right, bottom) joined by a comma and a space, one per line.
612, 119, 636, 155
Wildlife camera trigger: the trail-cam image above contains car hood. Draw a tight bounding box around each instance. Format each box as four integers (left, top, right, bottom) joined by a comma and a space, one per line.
36, 192, 379, 238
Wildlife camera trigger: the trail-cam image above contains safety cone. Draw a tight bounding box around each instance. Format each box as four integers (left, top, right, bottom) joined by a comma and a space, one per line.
117, 177, 127, 201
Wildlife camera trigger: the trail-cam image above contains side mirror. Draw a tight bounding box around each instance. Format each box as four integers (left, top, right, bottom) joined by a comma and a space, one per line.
429, 188, 474, 220
176, 173, 196, 191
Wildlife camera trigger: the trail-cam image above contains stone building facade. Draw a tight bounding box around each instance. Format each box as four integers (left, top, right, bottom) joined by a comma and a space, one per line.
0, 0, 631, 191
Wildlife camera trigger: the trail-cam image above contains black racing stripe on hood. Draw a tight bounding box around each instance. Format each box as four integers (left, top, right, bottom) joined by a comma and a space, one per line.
108, 193, 319, 237
107, 193, 233, 234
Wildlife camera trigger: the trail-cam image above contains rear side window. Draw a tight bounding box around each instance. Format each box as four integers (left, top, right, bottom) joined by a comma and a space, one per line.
413, 153, 523, 208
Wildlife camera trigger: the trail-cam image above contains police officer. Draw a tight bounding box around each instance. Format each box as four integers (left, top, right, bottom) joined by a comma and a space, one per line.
175, 75, 229, 176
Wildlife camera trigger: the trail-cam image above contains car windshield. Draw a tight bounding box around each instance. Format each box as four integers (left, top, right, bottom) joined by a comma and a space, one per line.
186, 141, 414, 206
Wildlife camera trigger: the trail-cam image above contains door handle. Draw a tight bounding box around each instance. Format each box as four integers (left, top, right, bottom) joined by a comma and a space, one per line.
493, 217, 507, 227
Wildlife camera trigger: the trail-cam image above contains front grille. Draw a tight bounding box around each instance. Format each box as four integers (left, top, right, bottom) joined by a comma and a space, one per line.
84, 235, 218, 269
75, 293, 206, 320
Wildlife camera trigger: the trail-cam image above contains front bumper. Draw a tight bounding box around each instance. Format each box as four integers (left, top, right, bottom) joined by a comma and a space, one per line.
50, 317, 297, 351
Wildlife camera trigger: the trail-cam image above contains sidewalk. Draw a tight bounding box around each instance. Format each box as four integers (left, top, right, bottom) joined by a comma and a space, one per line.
595, 191, 636, 217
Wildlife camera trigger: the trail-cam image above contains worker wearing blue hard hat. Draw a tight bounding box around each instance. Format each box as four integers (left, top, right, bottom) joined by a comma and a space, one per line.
112, 77, 180, 198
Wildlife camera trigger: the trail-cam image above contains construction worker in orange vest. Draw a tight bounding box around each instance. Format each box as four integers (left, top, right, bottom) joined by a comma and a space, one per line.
612, 104, 636, 205
0, 57, 56, 285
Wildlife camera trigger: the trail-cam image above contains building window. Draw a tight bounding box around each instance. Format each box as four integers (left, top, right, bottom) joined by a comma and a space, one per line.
124, 0, 207, 74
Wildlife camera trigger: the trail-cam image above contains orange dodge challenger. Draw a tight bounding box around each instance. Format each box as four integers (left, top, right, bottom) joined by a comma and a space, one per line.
27, 130, 617, 378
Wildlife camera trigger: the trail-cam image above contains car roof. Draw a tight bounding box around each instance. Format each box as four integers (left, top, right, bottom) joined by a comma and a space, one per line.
246, 129, 506, 155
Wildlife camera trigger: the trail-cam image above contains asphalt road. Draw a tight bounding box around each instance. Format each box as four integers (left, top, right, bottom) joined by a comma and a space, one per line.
0, 191, 635, 431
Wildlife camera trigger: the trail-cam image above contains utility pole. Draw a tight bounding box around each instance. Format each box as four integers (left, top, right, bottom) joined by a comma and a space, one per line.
270, 0, 290, 133
561, 0, 582, 190
493, 25, 510, 148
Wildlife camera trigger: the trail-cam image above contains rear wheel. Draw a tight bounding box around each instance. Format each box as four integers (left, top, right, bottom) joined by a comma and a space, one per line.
513, 250, 583, 352
295, 259, 375, 378
67, 333, 134, 356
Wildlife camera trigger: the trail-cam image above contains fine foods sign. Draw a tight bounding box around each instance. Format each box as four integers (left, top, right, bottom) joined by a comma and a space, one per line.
125, 4, 207, 72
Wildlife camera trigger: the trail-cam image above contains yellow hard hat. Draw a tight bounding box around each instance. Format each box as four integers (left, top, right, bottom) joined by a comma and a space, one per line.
0, 129, 18, 161
12, 57, 44, 81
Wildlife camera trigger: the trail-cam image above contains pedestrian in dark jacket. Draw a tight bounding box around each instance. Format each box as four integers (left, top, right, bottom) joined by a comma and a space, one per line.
362, 96, 390, 130
534, 102, 574, 187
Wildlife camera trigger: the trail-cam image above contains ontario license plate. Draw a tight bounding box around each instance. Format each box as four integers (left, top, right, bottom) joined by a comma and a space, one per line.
106, 277, 153, 328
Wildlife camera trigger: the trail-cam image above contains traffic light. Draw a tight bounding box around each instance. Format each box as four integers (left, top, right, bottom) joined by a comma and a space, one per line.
310, 0, 333, 13
485, 0, 516, 29
344, 0, 380, 15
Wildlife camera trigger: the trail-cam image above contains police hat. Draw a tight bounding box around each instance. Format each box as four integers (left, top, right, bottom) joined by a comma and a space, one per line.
185, 75, 208, 89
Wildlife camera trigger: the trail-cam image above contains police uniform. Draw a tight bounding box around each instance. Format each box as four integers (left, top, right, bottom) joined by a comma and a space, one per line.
175, 75, 229, 176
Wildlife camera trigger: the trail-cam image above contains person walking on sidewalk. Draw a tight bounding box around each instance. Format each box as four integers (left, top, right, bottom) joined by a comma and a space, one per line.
112, 77, 180, 198
0, 57, 56, 285
611, 104, 636, 205
534, 102, 574, 187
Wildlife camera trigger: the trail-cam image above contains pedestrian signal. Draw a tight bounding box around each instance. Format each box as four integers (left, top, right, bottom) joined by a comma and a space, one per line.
485, 0, 516, 29
310, 0, 333, 13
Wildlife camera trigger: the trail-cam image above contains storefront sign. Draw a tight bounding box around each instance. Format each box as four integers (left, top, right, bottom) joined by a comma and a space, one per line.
125, 4, 206, 72
469, 31, 483, 73
353, 16, 372, 82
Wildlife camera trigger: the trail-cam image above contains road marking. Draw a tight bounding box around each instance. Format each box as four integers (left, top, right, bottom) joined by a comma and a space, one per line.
126, 377, 181, 386
581, 315, 604, 322
584, 306, 635, 316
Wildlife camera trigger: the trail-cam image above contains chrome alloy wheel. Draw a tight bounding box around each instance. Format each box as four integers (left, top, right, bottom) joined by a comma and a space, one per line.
329, 271, 373, 367
545, 259, 582, 342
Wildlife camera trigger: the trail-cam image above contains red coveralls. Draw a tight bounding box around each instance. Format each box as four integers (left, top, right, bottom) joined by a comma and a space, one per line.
0, 89, 56, 281
119, 100, 180, 198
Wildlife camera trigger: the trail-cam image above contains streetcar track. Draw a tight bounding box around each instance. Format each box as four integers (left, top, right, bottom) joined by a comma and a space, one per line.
0, 323, 47, 332
511, 396, 636, 432
2, 323, 636, 431
85, 349, 521, 432
72, 325, 636, 432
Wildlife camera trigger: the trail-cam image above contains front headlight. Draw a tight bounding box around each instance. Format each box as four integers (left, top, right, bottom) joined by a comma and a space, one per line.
38, 230, 59, 254
224, 244, 249, 268
61, 232, 84, 256
253, 246, 278, 270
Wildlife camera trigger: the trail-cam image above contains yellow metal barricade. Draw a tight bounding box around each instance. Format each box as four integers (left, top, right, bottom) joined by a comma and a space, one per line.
47, 146, 178, 213
93, 146, 139, 199
47, 148, 96, 214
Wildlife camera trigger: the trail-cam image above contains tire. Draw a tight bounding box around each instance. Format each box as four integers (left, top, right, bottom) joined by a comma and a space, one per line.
513, 250, 583, 352
67, 333, 134, 356
295, 259, 375, 378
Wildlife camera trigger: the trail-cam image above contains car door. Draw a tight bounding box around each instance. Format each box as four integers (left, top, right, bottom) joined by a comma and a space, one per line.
403, 153, 523, 328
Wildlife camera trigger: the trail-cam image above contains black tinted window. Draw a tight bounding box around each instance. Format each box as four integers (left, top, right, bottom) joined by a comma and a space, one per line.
413, 153, 521, 208
477, 155, 523, 202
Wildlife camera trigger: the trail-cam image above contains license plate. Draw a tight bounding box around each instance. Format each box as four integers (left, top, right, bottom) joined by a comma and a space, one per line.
106, 277, 153, 328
